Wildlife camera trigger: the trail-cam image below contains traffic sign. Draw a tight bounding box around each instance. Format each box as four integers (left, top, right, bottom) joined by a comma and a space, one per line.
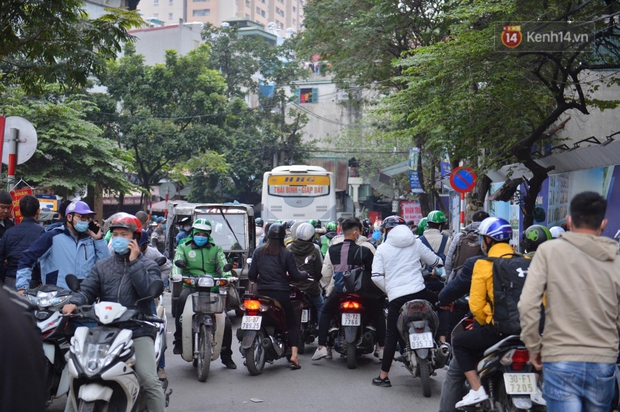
159, 182, 177, 199
450, 167, 477, 194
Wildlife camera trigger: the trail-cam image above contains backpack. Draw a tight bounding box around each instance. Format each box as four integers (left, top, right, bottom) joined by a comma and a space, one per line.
485, 253, 531, 336
452, 231, 483, 276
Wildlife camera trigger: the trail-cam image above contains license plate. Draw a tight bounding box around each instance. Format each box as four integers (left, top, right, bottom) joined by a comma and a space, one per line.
301, 309, 309, 323
341, 313, 361, 326
409, 331, 434, 349
241, 316, 262, 330
503, 373, 537, 395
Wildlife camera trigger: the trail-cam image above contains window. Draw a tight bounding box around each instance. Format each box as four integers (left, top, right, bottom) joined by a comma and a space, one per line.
298, 88, 319, 104
168, 12, 173, 20
169, 0, 173, 5
276, 20, 283, 29
246, 13, 250, 18
154, 0, 158, 5
276, 7, 284, 17
153, 13, 159, 17
261, 9, 265, 17
293, 6, 296, 12
293, 19, 296, 25
193, 9, 210, 16
194, 0, 210, 2
245, 0, 250, 7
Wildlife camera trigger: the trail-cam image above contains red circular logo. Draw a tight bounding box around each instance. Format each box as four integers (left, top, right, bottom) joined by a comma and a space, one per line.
501, 25, 523, 48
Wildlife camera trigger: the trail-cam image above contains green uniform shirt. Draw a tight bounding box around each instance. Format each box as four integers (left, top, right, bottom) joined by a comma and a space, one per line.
173, 237, 232, 291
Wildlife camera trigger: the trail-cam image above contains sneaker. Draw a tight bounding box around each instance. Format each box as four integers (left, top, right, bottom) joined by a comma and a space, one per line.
222, 358, 237, 369
325, 347, 333, 360
371, 376, 392, 387
157, 367, 167, 381
530, 388, 546, 406
312, 346, 328, 361
455, 387, 489, 408
374, 347, 384, 361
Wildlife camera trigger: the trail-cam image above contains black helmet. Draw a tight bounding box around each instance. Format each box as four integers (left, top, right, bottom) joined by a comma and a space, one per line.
285, 220, 296, 229
522, 225, 552, 253
255, 217, 264, 227
178, 216, 191, 225
268, 223, 286, 240
381, 215, 406, 231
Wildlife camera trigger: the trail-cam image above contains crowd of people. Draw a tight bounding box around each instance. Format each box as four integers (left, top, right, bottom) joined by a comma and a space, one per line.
1, 190, 618, 411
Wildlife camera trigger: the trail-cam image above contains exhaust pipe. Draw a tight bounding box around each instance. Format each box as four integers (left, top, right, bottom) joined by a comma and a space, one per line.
269, 336, 283, 356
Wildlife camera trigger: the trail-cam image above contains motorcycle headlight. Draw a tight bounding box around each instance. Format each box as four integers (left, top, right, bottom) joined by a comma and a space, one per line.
36, 290, 70, 308
77, 343, 124, 376
197, 276, 214, 288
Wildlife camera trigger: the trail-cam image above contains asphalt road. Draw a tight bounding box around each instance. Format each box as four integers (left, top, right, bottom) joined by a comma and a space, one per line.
50, 293, 445, 412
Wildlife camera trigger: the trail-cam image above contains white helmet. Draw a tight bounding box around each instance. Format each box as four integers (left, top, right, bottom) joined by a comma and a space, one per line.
549, 226, 565, 238
296, 223, 315, 241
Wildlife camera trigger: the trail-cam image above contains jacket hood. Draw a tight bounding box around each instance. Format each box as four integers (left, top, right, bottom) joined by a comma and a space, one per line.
386, 225, 415, 248
560, 231, 618, 261
325, 231, 337, 240
289, 239, 316, 255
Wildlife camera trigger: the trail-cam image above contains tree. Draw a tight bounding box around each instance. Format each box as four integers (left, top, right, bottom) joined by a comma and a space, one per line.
94, 43, 230, 205
0, 84, 134, 196
0, 0, 142, 92
388, 0, 620, 227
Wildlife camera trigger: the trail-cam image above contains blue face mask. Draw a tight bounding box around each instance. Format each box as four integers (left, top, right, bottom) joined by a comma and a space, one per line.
161, 224, 166, 230
112, 237, 131, 254
194, 236, 209, 247
74, 220, 89, 233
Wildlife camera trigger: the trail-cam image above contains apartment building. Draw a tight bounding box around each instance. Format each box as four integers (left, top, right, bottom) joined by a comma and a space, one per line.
137, 0, 303, 32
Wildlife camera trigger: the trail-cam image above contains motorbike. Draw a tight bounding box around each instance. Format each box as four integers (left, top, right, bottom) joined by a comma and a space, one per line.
24, 284, 74, 405
454, 316, 544, 412
174, 260, 235, 382
396, 299, 449, 397
64, 275, 171, 412
298, 290, 320, 355
327, 292, 377, 370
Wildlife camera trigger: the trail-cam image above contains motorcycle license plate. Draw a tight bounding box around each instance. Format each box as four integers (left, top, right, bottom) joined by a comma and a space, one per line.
409, 332, 434, 349
301, 309, 309, 323
241, 316, 262, 330
503, 373, 537, 395
341, 313, 361, 326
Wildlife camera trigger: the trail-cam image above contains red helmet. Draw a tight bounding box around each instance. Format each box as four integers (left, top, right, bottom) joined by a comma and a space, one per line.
108, 212, 142, 240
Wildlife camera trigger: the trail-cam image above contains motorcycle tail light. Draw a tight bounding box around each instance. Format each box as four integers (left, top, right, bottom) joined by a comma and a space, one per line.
243, 300, 261, 311
500, 349, 530, 370
341, 301, 360, 310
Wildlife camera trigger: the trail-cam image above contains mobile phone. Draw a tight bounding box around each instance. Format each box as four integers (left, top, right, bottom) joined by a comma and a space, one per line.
88, 221, 100, 234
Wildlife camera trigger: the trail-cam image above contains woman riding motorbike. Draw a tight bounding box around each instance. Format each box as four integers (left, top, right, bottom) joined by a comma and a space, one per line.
248, 223, 308, 369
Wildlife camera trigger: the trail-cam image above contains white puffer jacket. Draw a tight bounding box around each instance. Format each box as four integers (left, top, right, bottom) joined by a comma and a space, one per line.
371, 225, 442, 301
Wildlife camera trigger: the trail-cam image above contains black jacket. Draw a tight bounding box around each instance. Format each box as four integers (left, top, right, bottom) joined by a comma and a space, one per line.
0, 217, 44, 281
248, 246, 307, 292
0, 219, 15, 239
288, 239, 322, 296
438, 255, 483, 305
70, 252, 162, 339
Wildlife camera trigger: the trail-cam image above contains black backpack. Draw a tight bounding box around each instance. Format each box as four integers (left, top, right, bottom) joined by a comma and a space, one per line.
485, 253, 531, 336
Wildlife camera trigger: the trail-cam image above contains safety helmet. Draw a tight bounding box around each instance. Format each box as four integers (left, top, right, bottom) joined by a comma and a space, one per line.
138, 230, 150, 247
109, 212, 142, 239
416, 217, 428, 235
522, 225, 552, 253
381, 215, 406, 231
66, 200, 95, 216
268, 223, 286, 240
478, 217, 512, 241
255, 217, 264, 227
192, 218, 212, 234
549, 226, 565, 238
178, 216, 191, 225
427, 210, 447, 224
325, 221, 338, 231
296, 223, 315, 241
285, 220, 296, 229
362, 219, 372, 237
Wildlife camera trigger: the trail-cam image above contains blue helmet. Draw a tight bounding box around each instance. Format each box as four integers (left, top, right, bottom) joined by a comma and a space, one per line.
478, 217, 512, 241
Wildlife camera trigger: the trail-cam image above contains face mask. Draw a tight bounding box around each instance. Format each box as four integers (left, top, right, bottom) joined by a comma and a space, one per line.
479, 235, 489, 256
194, 236, 209, 247
74, 220, 89, 233
183, 225, 191, 231
161, 224, 166, 230
112, 237, 131, 254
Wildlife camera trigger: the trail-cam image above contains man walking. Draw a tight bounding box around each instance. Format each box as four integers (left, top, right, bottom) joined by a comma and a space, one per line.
519, 191, 620, 412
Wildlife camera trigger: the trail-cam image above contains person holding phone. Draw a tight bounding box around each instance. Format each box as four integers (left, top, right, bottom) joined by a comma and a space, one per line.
15, 200, 110, 292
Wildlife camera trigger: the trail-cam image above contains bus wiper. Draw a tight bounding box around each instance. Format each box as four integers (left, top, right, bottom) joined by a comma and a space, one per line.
218, 206, 242, 249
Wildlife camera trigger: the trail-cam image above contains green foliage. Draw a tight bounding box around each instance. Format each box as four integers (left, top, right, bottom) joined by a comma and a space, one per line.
0, 0, 143, 92
0, 85, 134, 195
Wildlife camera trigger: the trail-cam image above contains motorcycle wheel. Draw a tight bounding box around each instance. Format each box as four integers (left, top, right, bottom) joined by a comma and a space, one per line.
78, 400, 103, 412
346, 342, 357, 369
298, 326, 306, 354
245, 330, 266, 376
419, 358, 432, 397
496, 379, 528, 412
196, 325, 211, 382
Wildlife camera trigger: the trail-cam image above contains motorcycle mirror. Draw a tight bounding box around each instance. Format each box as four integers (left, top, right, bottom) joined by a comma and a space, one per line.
223, 263, 233, 272
65, 274, 81, 292
304, 255, 316, 265
149, 280, 164, 299
246, 258, 252, 265
154, 256, 167, 267
175, 259, 187, 269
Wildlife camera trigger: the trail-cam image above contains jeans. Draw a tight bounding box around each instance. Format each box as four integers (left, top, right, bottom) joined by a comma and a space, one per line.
543, 361, 616, 412
439, 356, 468, 412
65, 337, 165, 412
310, 293, 324, 320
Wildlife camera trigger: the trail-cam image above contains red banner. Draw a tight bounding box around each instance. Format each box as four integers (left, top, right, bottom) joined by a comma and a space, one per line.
11, 188, 33, 224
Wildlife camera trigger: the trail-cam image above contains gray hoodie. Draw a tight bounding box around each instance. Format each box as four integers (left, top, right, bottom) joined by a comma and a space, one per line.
519, 231, 620, 363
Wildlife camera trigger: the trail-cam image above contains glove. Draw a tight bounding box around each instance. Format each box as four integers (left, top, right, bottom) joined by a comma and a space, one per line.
172, 274, 182, 282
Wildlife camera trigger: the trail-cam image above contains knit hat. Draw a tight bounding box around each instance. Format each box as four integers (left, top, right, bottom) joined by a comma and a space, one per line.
0, 190, 13, 205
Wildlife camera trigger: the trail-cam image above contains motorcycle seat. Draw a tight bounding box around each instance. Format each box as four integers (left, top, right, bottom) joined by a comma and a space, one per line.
483, 335, 523, 356
259, 296, 284, 312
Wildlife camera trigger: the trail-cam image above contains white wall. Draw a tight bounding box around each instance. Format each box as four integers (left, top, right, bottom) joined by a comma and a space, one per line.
128, 22, 204, 66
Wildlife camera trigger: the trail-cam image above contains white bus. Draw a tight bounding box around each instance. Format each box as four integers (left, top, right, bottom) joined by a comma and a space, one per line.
261, 165, 337, 223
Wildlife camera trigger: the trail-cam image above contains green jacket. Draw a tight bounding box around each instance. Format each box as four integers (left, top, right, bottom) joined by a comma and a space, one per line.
173, 237, 232, 291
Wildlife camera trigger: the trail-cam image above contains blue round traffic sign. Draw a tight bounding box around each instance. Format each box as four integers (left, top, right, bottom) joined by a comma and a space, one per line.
450, 167, 477, 194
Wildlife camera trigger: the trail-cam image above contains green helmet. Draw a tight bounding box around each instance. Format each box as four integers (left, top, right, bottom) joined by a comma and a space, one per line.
522, 224, 552, 253
326, 221, 337, 231
192, 218, 212, 235
417, 217, 428, 235
308, 219, 317, 228
427, 210, 447, 224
